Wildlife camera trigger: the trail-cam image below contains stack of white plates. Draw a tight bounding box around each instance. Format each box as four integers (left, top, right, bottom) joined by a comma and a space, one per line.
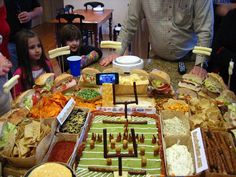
93, 7, 104, 12
113, 55, 144, 73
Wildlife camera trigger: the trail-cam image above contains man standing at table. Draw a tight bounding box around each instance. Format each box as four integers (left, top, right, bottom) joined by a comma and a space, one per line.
4, 0, 43, 74
100, 0, 214, 70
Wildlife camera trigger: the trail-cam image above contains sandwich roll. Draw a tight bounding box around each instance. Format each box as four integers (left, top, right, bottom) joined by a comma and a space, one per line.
208, 73, 228, 90
34, 73, 55, 93
14, 89, 38, 109
35, 73, 55, 86
178, 80, 201, 92
202, 73, 228, 98
176, 87, 197, 100
3, 75, 20, 93
149, 70, 174, 95
182, 74, 203, 85
149, 70, 171, 85
53, 73, 77, 93
80, 68, 100, 85
178, 73, 203, 92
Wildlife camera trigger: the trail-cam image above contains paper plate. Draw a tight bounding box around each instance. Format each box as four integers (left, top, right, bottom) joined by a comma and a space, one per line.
113, 56, 144, 73
115, 56, 141, 65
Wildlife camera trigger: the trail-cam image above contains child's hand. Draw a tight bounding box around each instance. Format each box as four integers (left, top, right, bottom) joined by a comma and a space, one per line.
0, 55, 12, 76
99, 53, 120, 66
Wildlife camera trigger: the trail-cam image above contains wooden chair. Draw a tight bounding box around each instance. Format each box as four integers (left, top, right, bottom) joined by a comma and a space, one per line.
84, 1, 104, 10
56, 13, 89, 45
84, 1, 104, 44
64, 4, 74, 14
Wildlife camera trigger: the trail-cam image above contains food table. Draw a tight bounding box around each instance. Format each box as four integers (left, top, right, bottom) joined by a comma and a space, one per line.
90, 57, 195, 90
1, 55, 236, 177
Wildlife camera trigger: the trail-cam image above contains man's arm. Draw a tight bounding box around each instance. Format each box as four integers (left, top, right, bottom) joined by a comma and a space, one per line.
18, 6, 43, 24
99, 0, 143, 66
30, 6, 43, 19
193, 0, 214, 66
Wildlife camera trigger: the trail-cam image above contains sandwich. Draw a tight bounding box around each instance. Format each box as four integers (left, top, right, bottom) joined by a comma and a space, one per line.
34, 73, 55, 93
215, 89, 236, 106
53, 73, 77, 93
176, 87, 198, 100
201, 73, 228, 98
14, 89, 39, 109
79, 67, 100, 86
149, 70, 174, 95
178, 73, 203, 92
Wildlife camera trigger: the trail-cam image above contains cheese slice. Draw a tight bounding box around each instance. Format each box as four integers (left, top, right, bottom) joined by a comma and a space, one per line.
3, 75, 20, 93
48, 46, 70, 55
192, 49, 211, 56
193, 46, 212, 53
101, 41, 121, 46
100, 44, 121, 50
49, 51, 70, 59
100, 41, 122, 49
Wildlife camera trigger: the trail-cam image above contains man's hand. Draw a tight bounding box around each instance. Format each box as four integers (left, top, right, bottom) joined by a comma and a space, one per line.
18, 11, 32, 23
0, 55, 12, 76
99, 53, 120, 66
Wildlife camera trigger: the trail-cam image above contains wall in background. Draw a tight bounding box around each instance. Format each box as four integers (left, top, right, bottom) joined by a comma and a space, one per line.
63, 0, 130, 34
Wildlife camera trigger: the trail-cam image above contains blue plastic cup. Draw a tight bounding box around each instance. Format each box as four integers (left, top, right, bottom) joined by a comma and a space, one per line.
67, 56, 81, 77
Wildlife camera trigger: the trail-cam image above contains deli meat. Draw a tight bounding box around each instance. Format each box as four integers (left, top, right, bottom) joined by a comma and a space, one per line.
189, 66, 207, 80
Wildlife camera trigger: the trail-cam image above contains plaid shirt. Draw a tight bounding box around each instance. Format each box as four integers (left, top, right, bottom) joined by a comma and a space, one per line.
118, 0, 214, 64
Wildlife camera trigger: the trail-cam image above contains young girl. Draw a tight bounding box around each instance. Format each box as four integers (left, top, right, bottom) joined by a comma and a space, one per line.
13, 29, 53, 97
59, 24, 103, 72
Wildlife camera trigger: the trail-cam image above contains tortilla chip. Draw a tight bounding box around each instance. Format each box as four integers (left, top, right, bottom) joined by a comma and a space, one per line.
1, 132, 15, 157
17, 138, 30, 157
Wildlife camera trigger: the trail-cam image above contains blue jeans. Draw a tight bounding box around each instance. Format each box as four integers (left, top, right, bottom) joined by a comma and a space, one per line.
8, 42, 18, 75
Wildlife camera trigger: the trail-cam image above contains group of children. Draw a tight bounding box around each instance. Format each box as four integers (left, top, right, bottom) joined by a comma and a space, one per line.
13, 24, 103, 97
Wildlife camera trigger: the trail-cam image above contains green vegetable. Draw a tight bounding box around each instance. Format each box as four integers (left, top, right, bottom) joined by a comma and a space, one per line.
0, 122, 16, 148
23, 96, 33, 109
152, 80, 163, 88
76, 89, 100, 100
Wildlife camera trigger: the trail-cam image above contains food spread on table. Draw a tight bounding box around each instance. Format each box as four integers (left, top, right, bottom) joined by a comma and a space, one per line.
0, 67, 235, 177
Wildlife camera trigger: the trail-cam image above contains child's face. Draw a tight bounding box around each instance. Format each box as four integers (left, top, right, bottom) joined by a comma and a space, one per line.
28, 36, 42, 61
66, 39, 80, 53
